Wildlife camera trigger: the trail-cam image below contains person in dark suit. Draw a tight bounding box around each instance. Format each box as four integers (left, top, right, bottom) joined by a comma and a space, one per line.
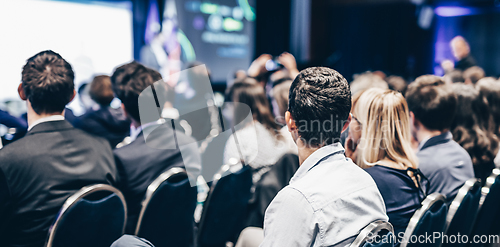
0, 50, 118, 247
73, 75, 130, 148
0, 109, 28, 144
406, 75, 474, 201
111, 61, 201, 233
451, 36, 477, 71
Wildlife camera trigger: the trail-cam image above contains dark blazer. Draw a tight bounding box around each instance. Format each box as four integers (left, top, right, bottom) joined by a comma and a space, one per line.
114, 123, 201, 234
417, 131, 474, 201
0, 120, 118, 247
73, 106, 131, 148
455, 54, 477, 71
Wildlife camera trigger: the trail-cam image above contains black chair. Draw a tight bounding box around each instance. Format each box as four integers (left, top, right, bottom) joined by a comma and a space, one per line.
135, 167, 197, 247
400, 193, 448, 247
197, 164, 253, 247
45, 184, 127, 247
351, 220, 395, 247
442, 178, 481, 247
469, 169, 500, 247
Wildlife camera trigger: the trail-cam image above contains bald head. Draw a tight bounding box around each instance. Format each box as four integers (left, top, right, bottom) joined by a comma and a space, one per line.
450, 36, 470, 60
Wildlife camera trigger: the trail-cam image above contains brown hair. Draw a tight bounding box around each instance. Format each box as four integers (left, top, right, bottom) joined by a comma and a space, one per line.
21, 50, 74, 114
450, 83, 499, 166
406, 75, 457, 131
230, 81, 281, 136
89, 75, 114, 106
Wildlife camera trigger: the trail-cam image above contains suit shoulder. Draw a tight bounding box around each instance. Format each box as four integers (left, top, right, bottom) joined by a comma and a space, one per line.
70, 128, 112, 148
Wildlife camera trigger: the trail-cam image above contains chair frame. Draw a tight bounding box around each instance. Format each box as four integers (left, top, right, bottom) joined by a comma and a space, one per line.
479, 168, 500, 207
444, 178, 480, 232
197, 163, 236, 234
400, 193, 447, 247
351, 220, 394, 247
134, 167, 188, 235
45, 184, 127, 247
197, 164, 251, 246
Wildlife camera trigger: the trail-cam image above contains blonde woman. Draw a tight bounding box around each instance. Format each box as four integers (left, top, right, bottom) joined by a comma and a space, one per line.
346, 88, 425, 237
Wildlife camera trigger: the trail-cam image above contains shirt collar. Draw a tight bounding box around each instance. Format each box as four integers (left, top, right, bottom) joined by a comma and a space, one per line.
290, 142, 345, 184
129, 118, 167, 142
418, 131, 452, 151
28, 115, 65, 131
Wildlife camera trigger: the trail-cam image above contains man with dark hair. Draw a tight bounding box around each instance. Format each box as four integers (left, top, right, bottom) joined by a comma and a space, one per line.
260, 67, 387, 246
406, 75, 474, 201
0, 50, 117, 247
111, 61, 200, 234
74, 75, 130, 148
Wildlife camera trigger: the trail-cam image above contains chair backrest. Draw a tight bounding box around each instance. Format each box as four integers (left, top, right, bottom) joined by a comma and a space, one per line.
400, 193, 448, 247
135, 167, 197, 247
351, 221, 395, 247
198, 165, 253, 247
45, 184, 127, 247
442, 178, 481, 247
470, 168, 500, 241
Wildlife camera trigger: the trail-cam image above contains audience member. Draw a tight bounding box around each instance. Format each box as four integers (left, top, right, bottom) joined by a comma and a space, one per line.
406, 75, 474, 201
0, 50, 118, 247
476, 78, 500, 167
450, 83, 499, 184
0, 109, 28, 143
349, 71, 389, 96
451, 36, 477, 71
386, 75, 408, 95
444, 69, 465, 84
224, 80, 294, 183
73, 75, 130, 148
463, 66, 485, 85
347, 88, 424, 237
111, 61, 201, 234
259, 67, 387, 246
345, 88, 386, 167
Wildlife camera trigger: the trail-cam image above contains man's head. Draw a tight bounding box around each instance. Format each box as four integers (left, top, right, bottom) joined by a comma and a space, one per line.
286, 67, 351, 147
89, 75, 114, 106
463, 66, 485, 85
111, 61, 163, 122
406, 75, 457, 133
19, 50, 75, 115
450, 36, 470, 60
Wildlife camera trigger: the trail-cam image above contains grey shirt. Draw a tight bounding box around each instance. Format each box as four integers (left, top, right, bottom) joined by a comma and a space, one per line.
260, 143, 388, 247
417, 131, 474, 201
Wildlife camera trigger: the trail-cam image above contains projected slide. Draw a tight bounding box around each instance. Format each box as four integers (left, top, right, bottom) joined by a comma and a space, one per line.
146, 0, 255, 82
0, 0, 133, 115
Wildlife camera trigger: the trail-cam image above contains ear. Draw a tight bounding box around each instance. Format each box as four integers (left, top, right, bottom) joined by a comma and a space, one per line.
285, 111, 297, 132
18, 83, 27, 100
69, 89, 76, 103
342, 114, 352, 133
410, 111, 418, 128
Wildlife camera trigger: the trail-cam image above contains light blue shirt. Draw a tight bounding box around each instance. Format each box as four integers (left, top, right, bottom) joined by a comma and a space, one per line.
260, 143, 388, 247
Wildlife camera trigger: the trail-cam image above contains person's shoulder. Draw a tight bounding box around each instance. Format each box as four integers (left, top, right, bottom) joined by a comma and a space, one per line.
69, 127, 112, 149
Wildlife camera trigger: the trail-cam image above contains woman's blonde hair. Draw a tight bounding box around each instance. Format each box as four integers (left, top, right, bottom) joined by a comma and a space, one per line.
355, 88, 418, 171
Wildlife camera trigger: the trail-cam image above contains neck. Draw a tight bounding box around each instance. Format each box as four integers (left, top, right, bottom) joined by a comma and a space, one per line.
416, 126, 443, 145
296, 139, 322, 165
26, 101, 63, 127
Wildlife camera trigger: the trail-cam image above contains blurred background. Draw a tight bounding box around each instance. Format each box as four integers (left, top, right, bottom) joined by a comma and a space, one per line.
1, 0, 499, 115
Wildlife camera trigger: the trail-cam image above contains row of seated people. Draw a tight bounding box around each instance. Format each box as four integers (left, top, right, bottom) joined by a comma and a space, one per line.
41, 162, 500, 247
1, 49, 500, 247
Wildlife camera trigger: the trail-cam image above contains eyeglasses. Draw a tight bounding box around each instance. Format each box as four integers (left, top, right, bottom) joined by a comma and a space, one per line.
350, 113, 362, 127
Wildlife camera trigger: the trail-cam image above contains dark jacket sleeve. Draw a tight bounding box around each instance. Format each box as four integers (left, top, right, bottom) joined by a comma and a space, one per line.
0, 168, 12, 238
